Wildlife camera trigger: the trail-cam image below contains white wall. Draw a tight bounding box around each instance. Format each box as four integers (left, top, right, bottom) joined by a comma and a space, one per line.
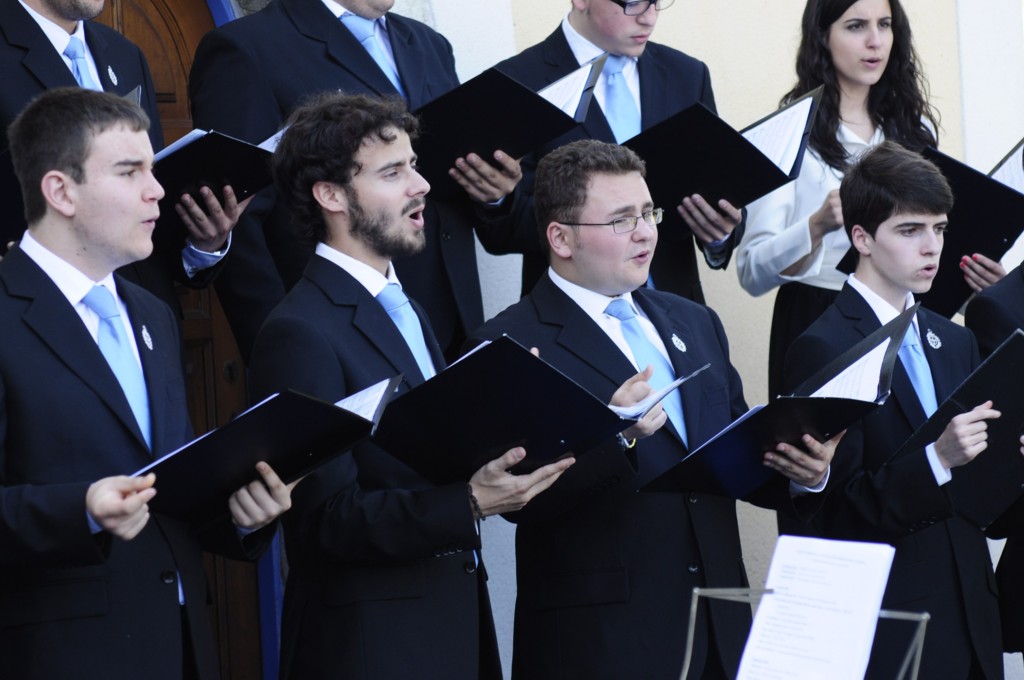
401, 0, 1024, 676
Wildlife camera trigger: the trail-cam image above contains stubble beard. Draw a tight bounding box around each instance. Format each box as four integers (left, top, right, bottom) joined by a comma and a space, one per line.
349, 196, 425, 261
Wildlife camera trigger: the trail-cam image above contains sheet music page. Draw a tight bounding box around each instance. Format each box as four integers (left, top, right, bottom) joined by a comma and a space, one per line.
538, 63, 596, 117
810, 340, 890, 401
335, 378, 392, 420
991, 143, 1024, 193
608, 363, 710, 419
741, 97, 813, 172
737, 536, 895, 680
259, 127, 287, 153
154, 128, 207, 161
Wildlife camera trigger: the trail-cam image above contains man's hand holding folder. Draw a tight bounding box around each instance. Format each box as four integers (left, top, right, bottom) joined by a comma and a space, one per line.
449, 149, 523, 205
469, 447, 574, 518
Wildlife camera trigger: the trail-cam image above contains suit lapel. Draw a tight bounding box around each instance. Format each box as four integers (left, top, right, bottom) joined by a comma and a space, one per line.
637, 45, 669, 129
4, 251, 150, 453
532, 276, 633, 390
1, 2, 79, 91
387, 15, 428, 107
119, 280, 166, 454
304, 256, 429, 389
918, 310, 957, 403
285, 0, 403, 98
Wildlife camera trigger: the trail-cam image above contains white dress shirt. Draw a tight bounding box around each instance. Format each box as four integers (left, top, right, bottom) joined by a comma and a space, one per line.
737, 125, 884, 296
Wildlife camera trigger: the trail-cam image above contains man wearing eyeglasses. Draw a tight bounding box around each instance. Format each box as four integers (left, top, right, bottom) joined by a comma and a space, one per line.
468, 139, 837, 680
477, 0, 744, 303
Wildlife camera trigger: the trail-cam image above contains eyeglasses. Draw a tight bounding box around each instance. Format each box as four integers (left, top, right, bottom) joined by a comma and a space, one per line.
563, 208, 663, 234
607, 0, 675, 16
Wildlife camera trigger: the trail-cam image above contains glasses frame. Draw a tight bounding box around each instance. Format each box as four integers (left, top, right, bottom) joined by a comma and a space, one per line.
607, 0, 676, 16
562, 207, 664, 234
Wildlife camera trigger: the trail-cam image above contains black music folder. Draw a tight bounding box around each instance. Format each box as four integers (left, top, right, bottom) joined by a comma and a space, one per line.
916, 147, 1024, 317
373, 336, 666, 487
413, 63, 597, 198
134, 377, 399, 524
624, 86, 821, 214
154, 129, 273, 203
641, 306, 915, 498
892, 330, 1024, 528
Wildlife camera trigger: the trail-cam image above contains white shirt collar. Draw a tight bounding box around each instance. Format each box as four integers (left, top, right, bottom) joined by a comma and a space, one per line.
18, 230, 118, 307
846, 273, 921, 337
314, 241, 400, 298
561, 13, 608, 67
547, 267, 641, 319
322, 0, 388, 28
18, 0, 86, 56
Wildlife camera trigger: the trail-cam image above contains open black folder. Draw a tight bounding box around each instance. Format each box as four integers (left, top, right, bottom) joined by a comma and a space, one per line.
132, 376, 399, 524
916, 147, 1024, 317
154, 129, 274, 205
641, 306, 916, 498
892, 330, 1024, 528
372, 336, 695, 487
624, 86, 820, 218
413, 60, 599, 199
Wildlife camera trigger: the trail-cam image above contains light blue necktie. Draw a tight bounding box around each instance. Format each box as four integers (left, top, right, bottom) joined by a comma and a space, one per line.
377, 283, 436, 381
899, 327, 938, 417
82, 286, 151, 448
341, 13, 406, 98
602, 55, 641, 143
605, 299, 687, 446
64, 36, 100, 91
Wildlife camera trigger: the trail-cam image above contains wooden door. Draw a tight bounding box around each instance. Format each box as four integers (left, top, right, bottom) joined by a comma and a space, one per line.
93, 3, 266, 678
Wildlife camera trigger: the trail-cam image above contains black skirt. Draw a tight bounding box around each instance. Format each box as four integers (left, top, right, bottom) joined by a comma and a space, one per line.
768, 281, 841, 400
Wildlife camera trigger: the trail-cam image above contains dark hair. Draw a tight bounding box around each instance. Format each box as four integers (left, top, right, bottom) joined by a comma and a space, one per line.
272, 92, 419, 244
840, 140, 952, 246
784, 0, 938, 172
7, 87, 150, 225
534, 139, 646, 250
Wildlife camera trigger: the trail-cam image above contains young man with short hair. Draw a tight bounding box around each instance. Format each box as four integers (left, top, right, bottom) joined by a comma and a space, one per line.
248, 92, 571, 680
785, 140, 1020, 679
0, 87, 293, 680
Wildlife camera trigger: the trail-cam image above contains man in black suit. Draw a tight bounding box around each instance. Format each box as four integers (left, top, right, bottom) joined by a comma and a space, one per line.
965, 264, 1024, 654
189, 0, 521, 361
477, 0, 743, 300
0, 0, 245, 310
0, 88, 293, 679
247, 92, 571, 680
469, 139, 837, 680
785, 141, 1017, 679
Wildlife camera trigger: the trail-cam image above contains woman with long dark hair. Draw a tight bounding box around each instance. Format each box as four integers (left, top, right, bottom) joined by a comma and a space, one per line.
736, 0, 1001, 398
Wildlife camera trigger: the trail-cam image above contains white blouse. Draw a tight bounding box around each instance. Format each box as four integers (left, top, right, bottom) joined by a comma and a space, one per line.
736, 124, 885, 296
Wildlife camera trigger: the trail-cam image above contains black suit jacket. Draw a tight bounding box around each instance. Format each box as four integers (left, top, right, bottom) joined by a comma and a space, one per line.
189, 0, 498, 360
785, 284, 1002, 679
248, 254, 500, 680
0, 247, 269, 679
966, 264, 1024, 652
487, 27, 738, 301
469, 274, 809, 680
0, 1, 220, 311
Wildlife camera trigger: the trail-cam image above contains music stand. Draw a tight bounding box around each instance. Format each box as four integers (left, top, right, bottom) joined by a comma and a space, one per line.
678, 587, 930, 680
